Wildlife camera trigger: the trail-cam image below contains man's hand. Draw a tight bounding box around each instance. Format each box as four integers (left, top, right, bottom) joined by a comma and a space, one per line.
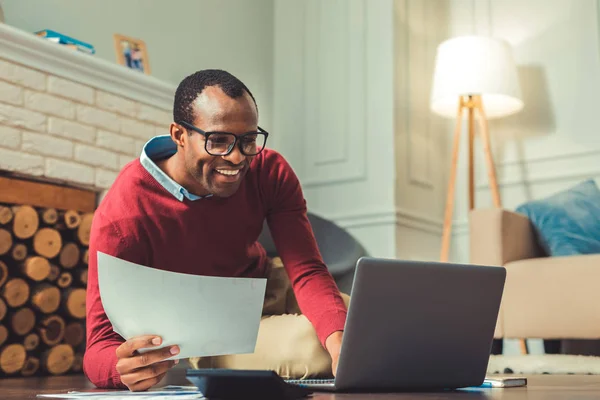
325, 331, 344, 377
115, 335, 180, 391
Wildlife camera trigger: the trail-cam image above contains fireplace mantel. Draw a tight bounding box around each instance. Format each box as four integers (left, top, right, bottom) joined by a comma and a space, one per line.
0, 23, 175, 110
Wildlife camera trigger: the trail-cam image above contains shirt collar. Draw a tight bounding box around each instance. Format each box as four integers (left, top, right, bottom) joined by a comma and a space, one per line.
139, 135, 212, 201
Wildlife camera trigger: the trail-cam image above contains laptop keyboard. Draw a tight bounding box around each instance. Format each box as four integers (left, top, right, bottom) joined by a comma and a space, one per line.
286, 378, 335, 385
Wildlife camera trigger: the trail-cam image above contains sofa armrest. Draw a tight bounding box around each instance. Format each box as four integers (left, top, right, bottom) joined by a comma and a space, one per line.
469, 208, 544, 266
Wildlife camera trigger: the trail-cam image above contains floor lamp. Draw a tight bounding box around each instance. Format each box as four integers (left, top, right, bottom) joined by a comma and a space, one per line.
431, 36, 526, 353
430, 36, 524, 262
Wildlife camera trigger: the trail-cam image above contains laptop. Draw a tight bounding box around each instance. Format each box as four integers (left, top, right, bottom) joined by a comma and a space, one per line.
285, 256, 506, 392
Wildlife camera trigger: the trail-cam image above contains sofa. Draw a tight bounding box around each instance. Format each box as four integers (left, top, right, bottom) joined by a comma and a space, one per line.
469, 208, 600, 350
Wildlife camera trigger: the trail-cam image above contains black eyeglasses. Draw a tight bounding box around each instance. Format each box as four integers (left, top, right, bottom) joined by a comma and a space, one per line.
179, 121, 269, 156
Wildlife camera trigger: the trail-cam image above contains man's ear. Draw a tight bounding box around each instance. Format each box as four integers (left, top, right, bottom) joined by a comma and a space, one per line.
170, 123, 186, 148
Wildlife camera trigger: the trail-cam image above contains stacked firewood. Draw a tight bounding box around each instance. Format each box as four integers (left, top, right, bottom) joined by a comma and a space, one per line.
0, 204, 92, 377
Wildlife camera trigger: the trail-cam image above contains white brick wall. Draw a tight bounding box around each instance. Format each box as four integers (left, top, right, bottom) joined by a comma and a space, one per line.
22, 131, 73, 158
48, 76, 95, 105
138, 104, 172, 126
0, 147, 44, 176
74, 143, 118, 170
96, 91, 138, 116
0, 125, 21, 149
95, 169, 119, 189
0, 59, 46, 90
0, 80, 23, 105
45, 158, 94, 185
0, 57, 170, 197
48, 117, 96, 144
25, 91, 76, 119
76, 105, 120, 132
96, 130, 136, 156
0, 102, 46, 132
119, 117, 155, 139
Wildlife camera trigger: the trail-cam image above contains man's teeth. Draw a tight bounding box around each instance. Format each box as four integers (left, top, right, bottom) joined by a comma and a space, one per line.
216, 169, 240, 176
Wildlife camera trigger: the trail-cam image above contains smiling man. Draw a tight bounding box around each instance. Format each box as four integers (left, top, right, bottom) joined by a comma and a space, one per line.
84, 69, 348, 391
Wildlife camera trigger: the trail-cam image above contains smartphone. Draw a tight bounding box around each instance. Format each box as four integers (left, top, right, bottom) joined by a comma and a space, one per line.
481, 376, 528, 388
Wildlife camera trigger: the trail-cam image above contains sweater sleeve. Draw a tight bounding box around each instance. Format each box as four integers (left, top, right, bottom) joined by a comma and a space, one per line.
83, 211, 147, 389
263, 152, 347, 347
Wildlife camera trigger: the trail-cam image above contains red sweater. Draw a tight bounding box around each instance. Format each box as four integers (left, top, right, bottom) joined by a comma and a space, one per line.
84, 147, 348, 388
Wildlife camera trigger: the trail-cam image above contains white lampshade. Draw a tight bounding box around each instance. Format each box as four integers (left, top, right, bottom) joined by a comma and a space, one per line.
430, 36, 523, 119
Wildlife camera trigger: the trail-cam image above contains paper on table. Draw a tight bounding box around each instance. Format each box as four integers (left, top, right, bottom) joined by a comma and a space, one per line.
38, 394, 203, 399
38, 393, 203, 399
97, 251, 266, 360
37, 386, 203, 398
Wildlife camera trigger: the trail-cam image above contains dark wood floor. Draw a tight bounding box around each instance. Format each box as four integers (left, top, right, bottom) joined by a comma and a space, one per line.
3, 370, 600, 399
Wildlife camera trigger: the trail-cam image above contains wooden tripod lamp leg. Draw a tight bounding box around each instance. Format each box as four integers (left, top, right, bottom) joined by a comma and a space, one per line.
474, 96, 501, 208
440, 98, 464, 262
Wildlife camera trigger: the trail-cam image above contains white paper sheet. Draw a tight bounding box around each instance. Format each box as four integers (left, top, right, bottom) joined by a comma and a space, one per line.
38, 393, 203, 399
37, 386, 204, 399
97, 252, 267, 360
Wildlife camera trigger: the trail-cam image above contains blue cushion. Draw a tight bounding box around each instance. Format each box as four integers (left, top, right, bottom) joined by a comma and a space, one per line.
515, 179, 600, 257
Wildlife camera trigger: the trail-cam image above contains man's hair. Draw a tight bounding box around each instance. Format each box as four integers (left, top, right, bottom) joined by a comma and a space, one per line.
173, 69, 258, 125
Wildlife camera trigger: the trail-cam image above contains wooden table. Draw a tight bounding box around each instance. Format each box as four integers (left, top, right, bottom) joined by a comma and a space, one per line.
3, 370, 600, 399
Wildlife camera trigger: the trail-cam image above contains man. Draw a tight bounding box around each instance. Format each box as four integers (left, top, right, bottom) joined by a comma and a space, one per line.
84, 69, 349, 391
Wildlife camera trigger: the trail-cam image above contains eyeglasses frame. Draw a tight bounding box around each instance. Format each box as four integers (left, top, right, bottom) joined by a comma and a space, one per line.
178, 120, 269, 157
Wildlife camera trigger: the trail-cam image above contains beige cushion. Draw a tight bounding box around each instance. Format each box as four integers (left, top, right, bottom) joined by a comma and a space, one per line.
502, 254, 600, 339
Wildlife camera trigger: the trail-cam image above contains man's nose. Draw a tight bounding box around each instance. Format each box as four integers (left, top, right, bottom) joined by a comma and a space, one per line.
223, 143, 245, 165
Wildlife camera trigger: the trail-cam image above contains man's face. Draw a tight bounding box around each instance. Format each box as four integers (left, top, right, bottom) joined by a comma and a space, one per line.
181, 86, 258, 198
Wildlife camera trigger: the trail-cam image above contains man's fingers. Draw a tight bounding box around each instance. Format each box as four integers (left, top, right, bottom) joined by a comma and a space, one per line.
116, 345, 179, 375
134, 345, 179, 369
127, 372, 168, 392
116, 335, 162, 359
120, 360, 175, 390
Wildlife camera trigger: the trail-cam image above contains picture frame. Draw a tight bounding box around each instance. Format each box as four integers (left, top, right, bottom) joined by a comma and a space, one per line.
113, 34, 151, 74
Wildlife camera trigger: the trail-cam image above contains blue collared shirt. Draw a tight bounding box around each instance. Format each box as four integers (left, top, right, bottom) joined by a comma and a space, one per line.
139, 135, 212, 201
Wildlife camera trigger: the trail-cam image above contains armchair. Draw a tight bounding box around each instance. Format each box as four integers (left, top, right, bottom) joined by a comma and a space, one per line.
469, 208, 600, 353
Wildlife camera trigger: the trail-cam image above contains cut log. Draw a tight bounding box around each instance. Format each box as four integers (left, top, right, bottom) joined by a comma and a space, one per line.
40, 208, 58, 225
82, 249, 89, 265
0, 260, 7, 288
11, 243, 27, 262
59, 242, 80, 269
0, 206, 13, 225
71, 353, 83, 373
79, 269, 88, 285
57, 272, 72, 289
63, 288, 86, 319
33, 228, 62, 259
2, 278, 30, 308
0, 325, 7, 347
21, 356, 40, 377
0, 298, 6, 321
32, 284, 61, 314
64, 322, 84, 348
13, 205, 39, 239
38, 315, 66, 346
77, 213, 93, 246
47, 264, 60, 282
41, 343, 74, 375
63, 210, 82, 229
24, 333, 40, 351
10, 307, 35, 336
0, 343, 26, 374
0, 228, 12, 256
21, 256, 51, 282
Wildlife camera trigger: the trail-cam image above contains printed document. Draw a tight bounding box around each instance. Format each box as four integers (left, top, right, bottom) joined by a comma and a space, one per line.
97, 252, 267, 360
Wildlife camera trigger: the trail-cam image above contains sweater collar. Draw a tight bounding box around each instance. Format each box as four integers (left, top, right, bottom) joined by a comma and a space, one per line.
139, 135, 212, 201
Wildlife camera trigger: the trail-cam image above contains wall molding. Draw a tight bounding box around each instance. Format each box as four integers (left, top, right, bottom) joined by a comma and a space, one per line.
325, 207, 443, 234
0, 23, 175, 110
476, 148, 600, 189
301, 0, 368, 187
